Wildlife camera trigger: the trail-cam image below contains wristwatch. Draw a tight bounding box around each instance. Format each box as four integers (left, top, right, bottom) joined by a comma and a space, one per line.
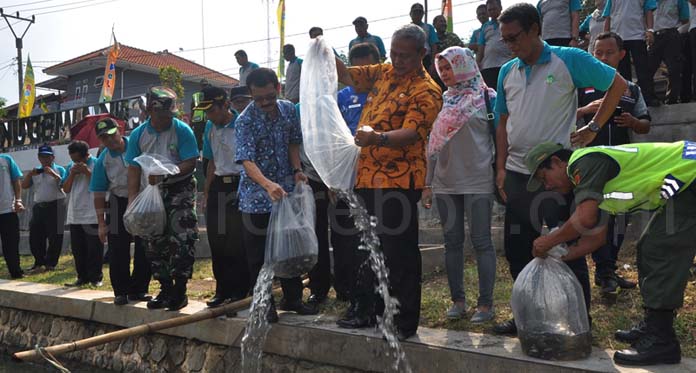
587, 120, 601, 133
647, 28, 655, 34
378, 133, 389, 147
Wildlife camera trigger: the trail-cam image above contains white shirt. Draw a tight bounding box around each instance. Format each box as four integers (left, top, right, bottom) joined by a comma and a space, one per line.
65, 157, 98, 225
202, 120, 243, 176
32, 165, 66, 203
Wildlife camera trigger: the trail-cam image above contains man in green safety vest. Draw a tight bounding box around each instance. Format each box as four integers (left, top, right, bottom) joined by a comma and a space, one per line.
525, 141, 696, 367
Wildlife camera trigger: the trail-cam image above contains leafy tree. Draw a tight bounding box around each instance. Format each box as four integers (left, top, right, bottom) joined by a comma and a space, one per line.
159, 66, 185, 116
0, 97, 6, 119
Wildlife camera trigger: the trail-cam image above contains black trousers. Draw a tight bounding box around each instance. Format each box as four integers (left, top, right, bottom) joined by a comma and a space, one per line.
206, 175, 249, 299
649, 28, 682, 103
241, 212, 304, 302
307, 179, 331, 298
481, 67, 501, 90
619, 39, 655, 101
681, 31, 693, 102
353, 188, 422, 334
591, 214, 629, 279
29, 200, 65, 268
108, 195, 151, 296
0, 212, 22, 277
503, 170, 591, 313
69, 224, 104, 283
330, 197, 361, 300
545, 38, 572, 47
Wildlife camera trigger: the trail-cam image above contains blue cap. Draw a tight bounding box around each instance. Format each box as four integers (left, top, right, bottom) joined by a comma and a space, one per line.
38, 144, 54, 156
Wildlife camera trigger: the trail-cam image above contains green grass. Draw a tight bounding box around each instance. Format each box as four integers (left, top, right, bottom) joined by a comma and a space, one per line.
1, 247, 694, 357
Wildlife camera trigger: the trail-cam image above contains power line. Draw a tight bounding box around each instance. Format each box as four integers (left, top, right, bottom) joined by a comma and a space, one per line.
34, 0, 121, 16
0, 20, 20, 31
1, 0, 57, 9
17, 0, 106, 13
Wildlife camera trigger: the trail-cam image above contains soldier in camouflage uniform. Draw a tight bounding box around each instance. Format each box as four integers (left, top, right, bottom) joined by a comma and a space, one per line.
125, 86, 200, 311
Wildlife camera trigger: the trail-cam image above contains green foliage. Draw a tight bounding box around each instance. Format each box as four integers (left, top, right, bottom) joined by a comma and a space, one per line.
0, 97, 6, 119
158, 66, 185, 101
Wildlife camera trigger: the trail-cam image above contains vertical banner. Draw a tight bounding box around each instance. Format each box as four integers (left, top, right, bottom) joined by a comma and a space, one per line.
99, 32, 120, 103
19, 56, 35, 119
277, 0, 286, 77
442, 0, 453, 33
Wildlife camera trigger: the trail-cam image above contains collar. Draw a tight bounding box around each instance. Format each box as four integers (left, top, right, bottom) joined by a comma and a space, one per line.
210, 113, 237, 129
144, 118, 174, 134
484, 19, 499, 29
357, 33, 372, 39
252, 101, 282, 121
107, 136, 128, 157
517, 41, 552, 69
388, 64, 427, 80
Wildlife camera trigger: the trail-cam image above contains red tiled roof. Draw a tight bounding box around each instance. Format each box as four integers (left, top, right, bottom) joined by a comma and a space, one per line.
44, 44, 238, 85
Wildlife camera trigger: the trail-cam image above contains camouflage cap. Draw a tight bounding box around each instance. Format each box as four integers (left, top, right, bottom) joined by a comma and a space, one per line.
146, 86, 178, 113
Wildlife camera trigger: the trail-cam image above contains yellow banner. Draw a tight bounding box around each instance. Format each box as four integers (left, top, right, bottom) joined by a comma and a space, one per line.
277, 0, 285, 77
99, 35, 120, 103
19, 56, 35, 119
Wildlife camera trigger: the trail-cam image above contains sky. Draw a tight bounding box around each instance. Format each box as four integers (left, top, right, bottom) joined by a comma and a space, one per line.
0, 0, 532, 105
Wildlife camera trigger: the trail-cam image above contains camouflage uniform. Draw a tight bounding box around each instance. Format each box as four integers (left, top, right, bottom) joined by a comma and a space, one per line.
146, 176, 198, 281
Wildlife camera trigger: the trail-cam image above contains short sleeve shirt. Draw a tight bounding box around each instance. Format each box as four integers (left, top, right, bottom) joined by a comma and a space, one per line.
495, 42, 616, 174
0, 155, 23, 214
478, 20, 513, 70
349, 33, 387, 60
234, 99, 302, 214
469, 28, 482, 46
65, 156, 98, 225
337, 86, 367, 136
239, 62, 260, 87
347, 64, 442, 189
568, 152, 620, 206
537, 0, 583, 40
654, 0, 690, 31
31, 163, 66, 203
603, 0, 658, 41
202, 114, 243, 176
415, 22, 439, 55
90, 136, 131, 198
284, 58, 303, 102
435, 32, 464, 52
124, 117, 199, 184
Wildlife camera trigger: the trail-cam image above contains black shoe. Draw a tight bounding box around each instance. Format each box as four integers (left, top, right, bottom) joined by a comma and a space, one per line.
10, 271, 24, 279
599, 276, 619, 295
343, 301, 358, 320
396, 329, 416, 341
114, 295, 128, 306
166, 279, 188, 311
492, 318, 517, 335
614, 310, 681, 366
615, 274, 637, 289
665, 99, 679, 105
147, 282, 172, 309
127, 293, 152, 302
64, 279, 87, 287
307, 294, 325, 306
267, 302, 279, 323
206, 295, 231, 308
615, 320, 647, 343
279, 299, 319, 315
336, 314, 376, 329
91, 281, 103, 287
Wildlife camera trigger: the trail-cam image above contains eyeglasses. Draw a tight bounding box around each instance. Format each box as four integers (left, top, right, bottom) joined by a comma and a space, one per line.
252, 92, 277, 104
500, 30, 524, 45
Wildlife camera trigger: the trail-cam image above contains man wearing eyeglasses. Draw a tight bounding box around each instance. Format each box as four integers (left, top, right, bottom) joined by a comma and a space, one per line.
235, 67, 318, 322
491, 3, 627, 335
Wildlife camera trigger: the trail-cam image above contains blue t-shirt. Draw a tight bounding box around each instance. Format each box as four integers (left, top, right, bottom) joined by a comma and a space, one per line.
124, 118, 199, 167
90, 136, 130, 195
0, 155, 23, 181
234, 99, 303, 214
337, 86, 367, 135
349, 33, 387, 60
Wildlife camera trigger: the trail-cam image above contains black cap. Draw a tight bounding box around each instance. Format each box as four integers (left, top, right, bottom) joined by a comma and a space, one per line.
353, 16, 367, 25
95, 117, 119, 137
38, 144, 54, 156
411, 3, 424, 11
193, 86, 228, 111
229, 86, 251, 101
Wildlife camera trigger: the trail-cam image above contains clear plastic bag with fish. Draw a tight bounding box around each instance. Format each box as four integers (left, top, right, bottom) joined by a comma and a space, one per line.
299, 36, 360, 191
264, 181, 318, 278
123, 154, 179, 239
511, 237, 591, 361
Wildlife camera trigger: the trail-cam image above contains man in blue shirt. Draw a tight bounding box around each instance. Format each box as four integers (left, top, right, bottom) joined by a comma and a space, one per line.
90, 118, 152, 306
349, 17, 387, 62
235, 50, 260, 87
0, 153, 25, 279
235, 68, 318, 321
125, 86, 200, 311
410, 3, 439, 72
468, 4, 489, 51
491, 2, 627, 335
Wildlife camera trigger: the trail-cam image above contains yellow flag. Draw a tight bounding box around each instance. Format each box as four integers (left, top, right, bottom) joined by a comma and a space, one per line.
277, 0, 286, 77
99, 32, 120, 103
19, 56, 35, 119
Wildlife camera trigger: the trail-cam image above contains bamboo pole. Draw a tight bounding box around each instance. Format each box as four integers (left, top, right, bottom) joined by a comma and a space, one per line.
13, 279, 308, 363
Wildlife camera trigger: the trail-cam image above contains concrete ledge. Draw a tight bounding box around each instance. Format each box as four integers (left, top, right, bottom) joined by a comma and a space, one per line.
0, 280, 693, 372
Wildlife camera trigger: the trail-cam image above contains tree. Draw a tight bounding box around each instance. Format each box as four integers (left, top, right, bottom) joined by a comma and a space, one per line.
0, 97, 6, 119
159, 66, 185, 116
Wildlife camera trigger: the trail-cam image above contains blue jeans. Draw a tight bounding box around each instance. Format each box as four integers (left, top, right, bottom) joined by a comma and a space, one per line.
435, 193, 496, 307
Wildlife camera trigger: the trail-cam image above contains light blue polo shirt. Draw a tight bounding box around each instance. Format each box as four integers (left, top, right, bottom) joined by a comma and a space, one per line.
478, 20, 513, 70
0, 155, 23, 215
495, 42, 616, 174
537, 0, 583, 40
90, 136, 131, 198
202, 114, 243, 176
603, 0, 658, 41
125, 117, 199, 184
653, 0, 690, 31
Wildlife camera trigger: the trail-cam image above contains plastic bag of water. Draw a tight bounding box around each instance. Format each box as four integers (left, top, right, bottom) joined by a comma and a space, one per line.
264, 181, 318, 278
511, 228, 591, 361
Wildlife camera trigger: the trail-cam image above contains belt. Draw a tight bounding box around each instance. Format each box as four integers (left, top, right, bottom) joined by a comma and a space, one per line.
218, 174, 241, 184
655, 28, 677, 36
34, 200, 57, 208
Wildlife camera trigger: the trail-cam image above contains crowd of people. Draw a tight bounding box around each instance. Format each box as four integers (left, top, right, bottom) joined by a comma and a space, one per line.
0, 1, 694, 367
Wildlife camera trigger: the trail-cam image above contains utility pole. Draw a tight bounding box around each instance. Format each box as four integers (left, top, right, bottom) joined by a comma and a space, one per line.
1, 8, 35, 103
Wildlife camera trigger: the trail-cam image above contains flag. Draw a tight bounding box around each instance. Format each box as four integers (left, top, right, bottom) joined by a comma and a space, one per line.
19, 56, 35, 119
40, 101, 48, 113
442, 0, 453, 33
99, 31, 120, 103
277, 0, 286, 77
